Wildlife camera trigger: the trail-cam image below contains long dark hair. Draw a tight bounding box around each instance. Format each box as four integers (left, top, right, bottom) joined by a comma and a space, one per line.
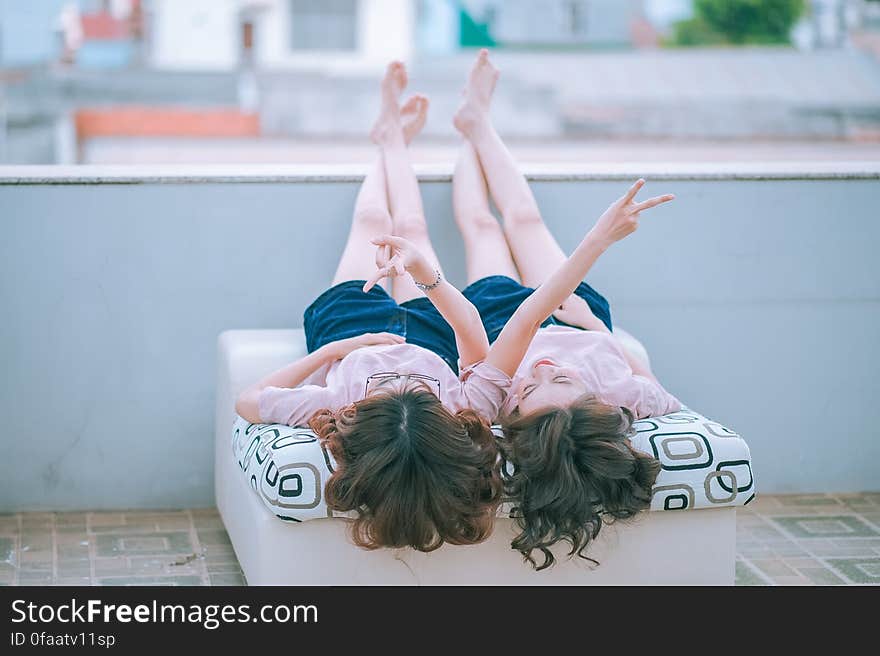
500, 395, 660, 571
309, 389, 503, 551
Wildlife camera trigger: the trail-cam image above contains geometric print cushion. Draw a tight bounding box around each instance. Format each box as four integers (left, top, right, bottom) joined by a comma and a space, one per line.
630, 407, 755, 511
231, 405, 754, 523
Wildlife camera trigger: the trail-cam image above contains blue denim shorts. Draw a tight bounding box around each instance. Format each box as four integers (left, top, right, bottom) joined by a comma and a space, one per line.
303, 280, 460, 373
461, 275, 612, 344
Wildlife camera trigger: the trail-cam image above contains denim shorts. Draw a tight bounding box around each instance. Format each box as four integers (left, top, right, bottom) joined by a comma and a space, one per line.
303, 280, 460, 373
461, 275, 612, 344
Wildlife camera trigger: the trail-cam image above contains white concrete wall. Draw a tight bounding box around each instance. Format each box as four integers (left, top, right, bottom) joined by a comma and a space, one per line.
150, 0, 240, 71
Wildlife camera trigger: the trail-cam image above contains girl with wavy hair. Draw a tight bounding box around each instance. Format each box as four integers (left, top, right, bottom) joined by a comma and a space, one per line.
450, 50, 681, 570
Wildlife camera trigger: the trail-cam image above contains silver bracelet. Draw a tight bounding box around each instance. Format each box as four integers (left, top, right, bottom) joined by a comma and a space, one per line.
413, 268, 443, 292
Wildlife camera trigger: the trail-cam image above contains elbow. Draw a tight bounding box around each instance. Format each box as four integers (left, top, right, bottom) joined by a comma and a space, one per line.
467, 304, 484, 331
235, 389, 261, 424
234, 396, 246, 419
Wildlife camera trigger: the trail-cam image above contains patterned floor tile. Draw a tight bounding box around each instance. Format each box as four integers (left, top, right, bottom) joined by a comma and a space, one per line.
88, 513, 125, 527
208, 572, 245, 586
0, 563, 16, 585
764, 543, 809, 558
0, 516, 20, 535
782, 557, 822, 569
19, 533, 51, 552
798, 567, 846, 585
826, 558, 880, 584
777, 495, 842, 507
19, 549, 52, 565
744, 525, 788, 540
54, 577, 93, 586
751, 558, 798, 578
768, 576, 813, 585
56, 562, 91, 578
95, 531, 193, 557
195, 529, 233, 546
97, 575, 205, 586
860, 514, 880, 530
205, 561, 244, 574
771, 515, 879, 538
0, 537, 14, 563
192, 515, 225, 530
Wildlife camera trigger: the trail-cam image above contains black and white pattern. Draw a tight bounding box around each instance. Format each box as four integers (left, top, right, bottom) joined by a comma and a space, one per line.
232, 406, 754, 522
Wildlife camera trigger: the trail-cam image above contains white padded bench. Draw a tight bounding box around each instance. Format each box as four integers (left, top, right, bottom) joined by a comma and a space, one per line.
215, 329, 753, 585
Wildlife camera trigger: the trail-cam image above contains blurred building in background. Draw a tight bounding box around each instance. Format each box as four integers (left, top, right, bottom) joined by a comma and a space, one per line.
1, 0, 880, 164
150, 0, 413, 72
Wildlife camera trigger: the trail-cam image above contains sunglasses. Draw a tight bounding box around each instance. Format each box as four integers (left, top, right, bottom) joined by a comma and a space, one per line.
364, 372, 442, 400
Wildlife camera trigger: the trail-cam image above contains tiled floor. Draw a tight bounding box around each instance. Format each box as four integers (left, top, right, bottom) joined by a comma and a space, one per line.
0, 509, 244, 586
1, 493, 879, 586
734, 493, 880, 585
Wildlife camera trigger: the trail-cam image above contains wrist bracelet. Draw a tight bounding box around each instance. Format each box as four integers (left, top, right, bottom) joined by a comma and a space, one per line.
413, 268, 443, 292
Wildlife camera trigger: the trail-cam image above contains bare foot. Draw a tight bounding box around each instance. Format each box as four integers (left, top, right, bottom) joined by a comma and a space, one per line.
453, 48, 499, 138
370, 61, 408, 145
400, 94, 429, 144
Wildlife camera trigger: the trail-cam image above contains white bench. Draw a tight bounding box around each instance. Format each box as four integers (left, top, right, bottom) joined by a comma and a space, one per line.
215, 329, 748, 585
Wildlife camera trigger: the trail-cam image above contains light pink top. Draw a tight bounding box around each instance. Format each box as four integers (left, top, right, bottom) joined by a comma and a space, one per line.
258, 343, 511, 427
501, 325, 681, 420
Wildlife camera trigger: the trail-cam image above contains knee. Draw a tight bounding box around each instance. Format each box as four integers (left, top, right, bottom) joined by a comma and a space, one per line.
459, 212, 503, 238
353, 205, 392, 233
503, 203, 543, 228
395, 211, 430, 241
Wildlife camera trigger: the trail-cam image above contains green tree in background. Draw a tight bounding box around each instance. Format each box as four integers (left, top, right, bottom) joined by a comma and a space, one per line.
672, 0, 806, 46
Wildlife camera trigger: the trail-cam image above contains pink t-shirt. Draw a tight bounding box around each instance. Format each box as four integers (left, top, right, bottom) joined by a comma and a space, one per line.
258, 343, 511, 427
501, 325, 681, 420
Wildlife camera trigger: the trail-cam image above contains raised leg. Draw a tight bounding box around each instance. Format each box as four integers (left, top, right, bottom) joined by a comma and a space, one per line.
453, 141, 519, 285
371, 61, 443, 304
454, 49, 567, 288
331, 89, 430, 289
331, 157, 392, 287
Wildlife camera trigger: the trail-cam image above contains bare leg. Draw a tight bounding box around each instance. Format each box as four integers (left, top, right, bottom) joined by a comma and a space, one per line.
371, 61, 443, 304
332, 157, 392, 287
453, 49, 567, 288
331, 92, 431, 288
453, 140, 519, 285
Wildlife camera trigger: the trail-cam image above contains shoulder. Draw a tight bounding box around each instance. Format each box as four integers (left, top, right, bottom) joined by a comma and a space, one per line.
460, 360, 512, 385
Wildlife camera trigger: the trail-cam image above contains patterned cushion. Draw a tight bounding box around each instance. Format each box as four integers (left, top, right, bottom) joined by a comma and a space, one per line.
232, 407, 754, 522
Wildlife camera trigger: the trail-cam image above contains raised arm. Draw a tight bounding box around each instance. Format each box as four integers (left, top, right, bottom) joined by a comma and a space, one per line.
485, 179, 675, 376
365, 234, 490, 369
234, 332, 405, 423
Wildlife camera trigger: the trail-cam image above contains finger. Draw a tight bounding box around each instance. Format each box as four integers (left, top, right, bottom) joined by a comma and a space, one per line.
377, 243, 393, 268
362, 267, 391, 293
633, 194, 675, 213
391, 254, 406, 277
623, 178, 646, 203
370, 234, 410, 249
375, 243, 390, 269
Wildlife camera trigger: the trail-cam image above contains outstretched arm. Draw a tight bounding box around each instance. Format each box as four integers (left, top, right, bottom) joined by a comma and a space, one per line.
365, 235, 490, 369
485, 179, 675, 377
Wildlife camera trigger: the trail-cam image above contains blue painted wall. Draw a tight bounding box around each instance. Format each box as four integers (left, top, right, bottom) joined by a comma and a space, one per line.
0, 172, 878, 510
